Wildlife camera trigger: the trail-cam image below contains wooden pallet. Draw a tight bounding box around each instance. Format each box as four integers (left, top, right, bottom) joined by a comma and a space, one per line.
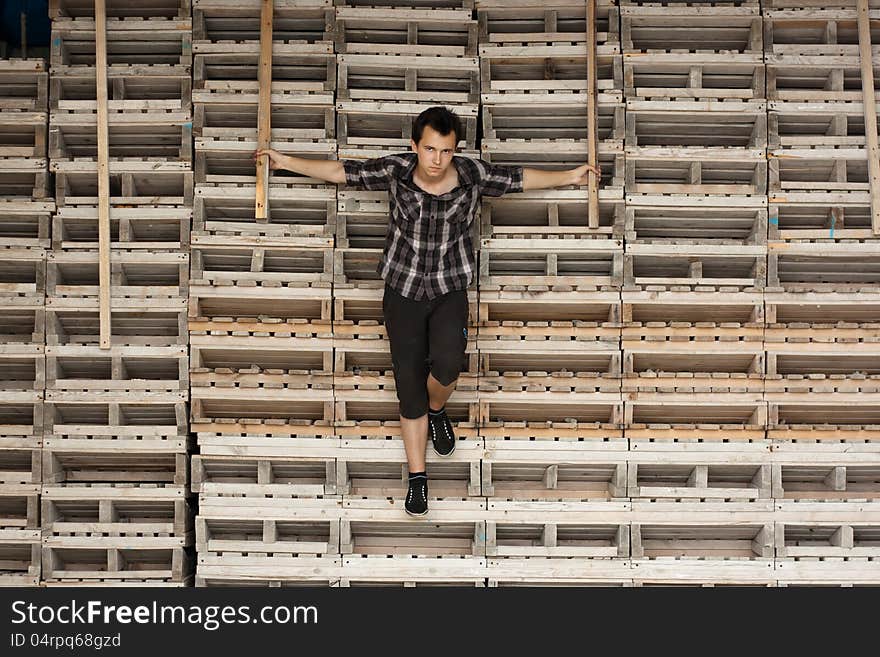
195, 555, 341, 587
46, 249, 188, 300
622, 289, 765, 325
193, 47, 335, 94
481, 97, 624, 146
191, 370, 334, 425
485, 500, 629, 558
479, 48, 622, 97
335, 7, 477, 57
766, 56, 880, 103
50, 18, 193, 68
196, 496, 340, 556
476, 0, 620, 51
625, 196, 766, 245
0, 200, 52, 249
625, 395, 767, 441
773, 559, 880, 586
42, 484, 192, 541
193, 89, 335, 139
0, 159, 50, 199
195, 136, 335, 182
628, 456, 770, 500
0, 246, 46, 299
621, 5, 762, 55
53, 205, 191, 250
768, 243, 880, 291
768, 192, 873, 243
43, 446, 189, 486
624, 54, 765, 101
775, 501, 880, 558
631, 558, 774, 586
0, 348, 45, 394
52, 160, 193, 206
631, 501, 774, 559
479, 236, 623, 288
47, 297, 187, 347
625, 147, 767, 196
193, 0, 333, 44
49, 104, 192, 160
50, 64, 192, 109
192, 437, 341, 497
46, 344, 188, 395
50, 0, 190, 19
43, 400, 188, 445
0, 532, 41, 586
340, 498, 486, 556
195, 183, 335, 245
337, 54, 479, 105
627, 102, 767, 149
42, 543, 193, 584
771, 444, 880, 500
481, 192, 624, 241
486, 557, 632, 586
0, 112, 47, 159
623, 322, 764, 394
0, 59, 48, 112
189, 279, 333, 321
482, 441, 626, 500
624, 244, 767, 291
764, 8, 880, 58
0, 433, 41, 486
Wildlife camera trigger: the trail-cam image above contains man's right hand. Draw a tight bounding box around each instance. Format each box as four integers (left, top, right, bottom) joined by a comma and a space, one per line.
253, 148, 285, 170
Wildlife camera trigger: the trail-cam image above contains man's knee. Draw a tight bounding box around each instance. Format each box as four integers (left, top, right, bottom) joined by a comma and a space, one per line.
430, 355, 464, 387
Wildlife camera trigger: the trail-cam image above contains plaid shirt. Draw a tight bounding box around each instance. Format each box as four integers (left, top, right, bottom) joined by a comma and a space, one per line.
342, 152, 523, 301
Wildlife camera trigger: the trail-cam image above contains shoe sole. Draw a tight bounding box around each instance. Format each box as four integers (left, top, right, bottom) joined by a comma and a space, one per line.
405, 507, 428, 517
431, 440, 456, 457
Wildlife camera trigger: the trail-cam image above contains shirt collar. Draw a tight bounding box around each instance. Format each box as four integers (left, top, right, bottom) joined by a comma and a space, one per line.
399, 152, 475, 194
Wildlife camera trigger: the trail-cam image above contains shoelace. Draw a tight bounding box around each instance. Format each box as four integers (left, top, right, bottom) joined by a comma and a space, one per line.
430, 414, 453, 442
408, 476, 427, 503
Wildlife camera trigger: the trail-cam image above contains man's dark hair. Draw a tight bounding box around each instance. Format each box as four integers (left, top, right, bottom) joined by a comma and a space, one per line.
411, 106, 462, 146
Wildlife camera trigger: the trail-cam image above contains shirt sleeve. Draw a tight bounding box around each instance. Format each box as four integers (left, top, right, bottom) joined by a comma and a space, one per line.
342, 155, 399, 191
475, 159, 524, 197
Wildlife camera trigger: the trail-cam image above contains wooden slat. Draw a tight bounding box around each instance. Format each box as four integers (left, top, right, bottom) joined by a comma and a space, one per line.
857, 0, 880, 233
95, 0, 111, 348
586, 0, 599, 229
254, 0, 273, 220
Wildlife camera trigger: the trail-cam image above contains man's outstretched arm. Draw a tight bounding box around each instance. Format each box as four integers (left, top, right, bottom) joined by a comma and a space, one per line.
522, 163, 602, 191
254, 148, 346, 184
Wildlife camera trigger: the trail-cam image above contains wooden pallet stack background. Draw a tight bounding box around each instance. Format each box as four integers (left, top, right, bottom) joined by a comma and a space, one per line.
188, 0, 342, 586
3, 0, 880, 587
763, 0, 880, 586
476, 0, 628, 586
41, 0, 194, 586
0, 55, 49, 587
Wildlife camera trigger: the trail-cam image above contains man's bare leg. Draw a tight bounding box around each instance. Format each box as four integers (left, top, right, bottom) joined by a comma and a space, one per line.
427, 372, 456, 412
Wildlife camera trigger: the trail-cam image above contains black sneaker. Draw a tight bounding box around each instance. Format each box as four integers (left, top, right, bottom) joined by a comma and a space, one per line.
428, 406, 456, 456
405, 474, 428, 516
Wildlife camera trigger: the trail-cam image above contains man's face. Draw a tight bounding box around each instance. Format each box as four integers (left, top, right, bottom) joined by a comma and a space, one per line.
410, 125, 457, 179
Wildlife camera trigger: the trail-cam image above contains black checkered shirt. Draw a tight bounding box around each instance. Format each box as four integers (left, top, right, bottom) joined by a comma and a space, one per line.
342, 152, 523, 301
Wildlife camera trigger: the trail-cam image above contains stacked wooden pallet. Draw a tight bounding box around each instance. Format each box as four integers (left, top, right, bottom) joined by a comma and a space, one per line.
331, 0, 486, 587
762, 0, 880, 585
0, 56, 50, 586
188, 0, 343, 586
474, 0, 627, 586
42, 0, 193, 586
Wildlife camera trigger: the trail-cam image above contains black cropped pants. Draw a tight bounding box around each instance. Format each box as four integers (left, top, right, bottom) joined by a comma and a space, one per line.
382, 283, 469, 419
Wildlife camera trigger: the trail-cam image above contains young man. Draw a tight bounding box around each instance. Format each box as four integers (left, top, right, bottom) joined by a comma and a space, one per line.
255, 106, 600, 516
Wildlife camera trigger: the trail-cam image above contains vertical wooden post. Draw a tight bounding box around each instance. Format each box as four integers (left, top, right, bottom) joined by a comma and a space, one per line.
857, 0, 880, 233
95, 0, 112, 348
255, 0, 274, 220
586, 0, 599, 228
